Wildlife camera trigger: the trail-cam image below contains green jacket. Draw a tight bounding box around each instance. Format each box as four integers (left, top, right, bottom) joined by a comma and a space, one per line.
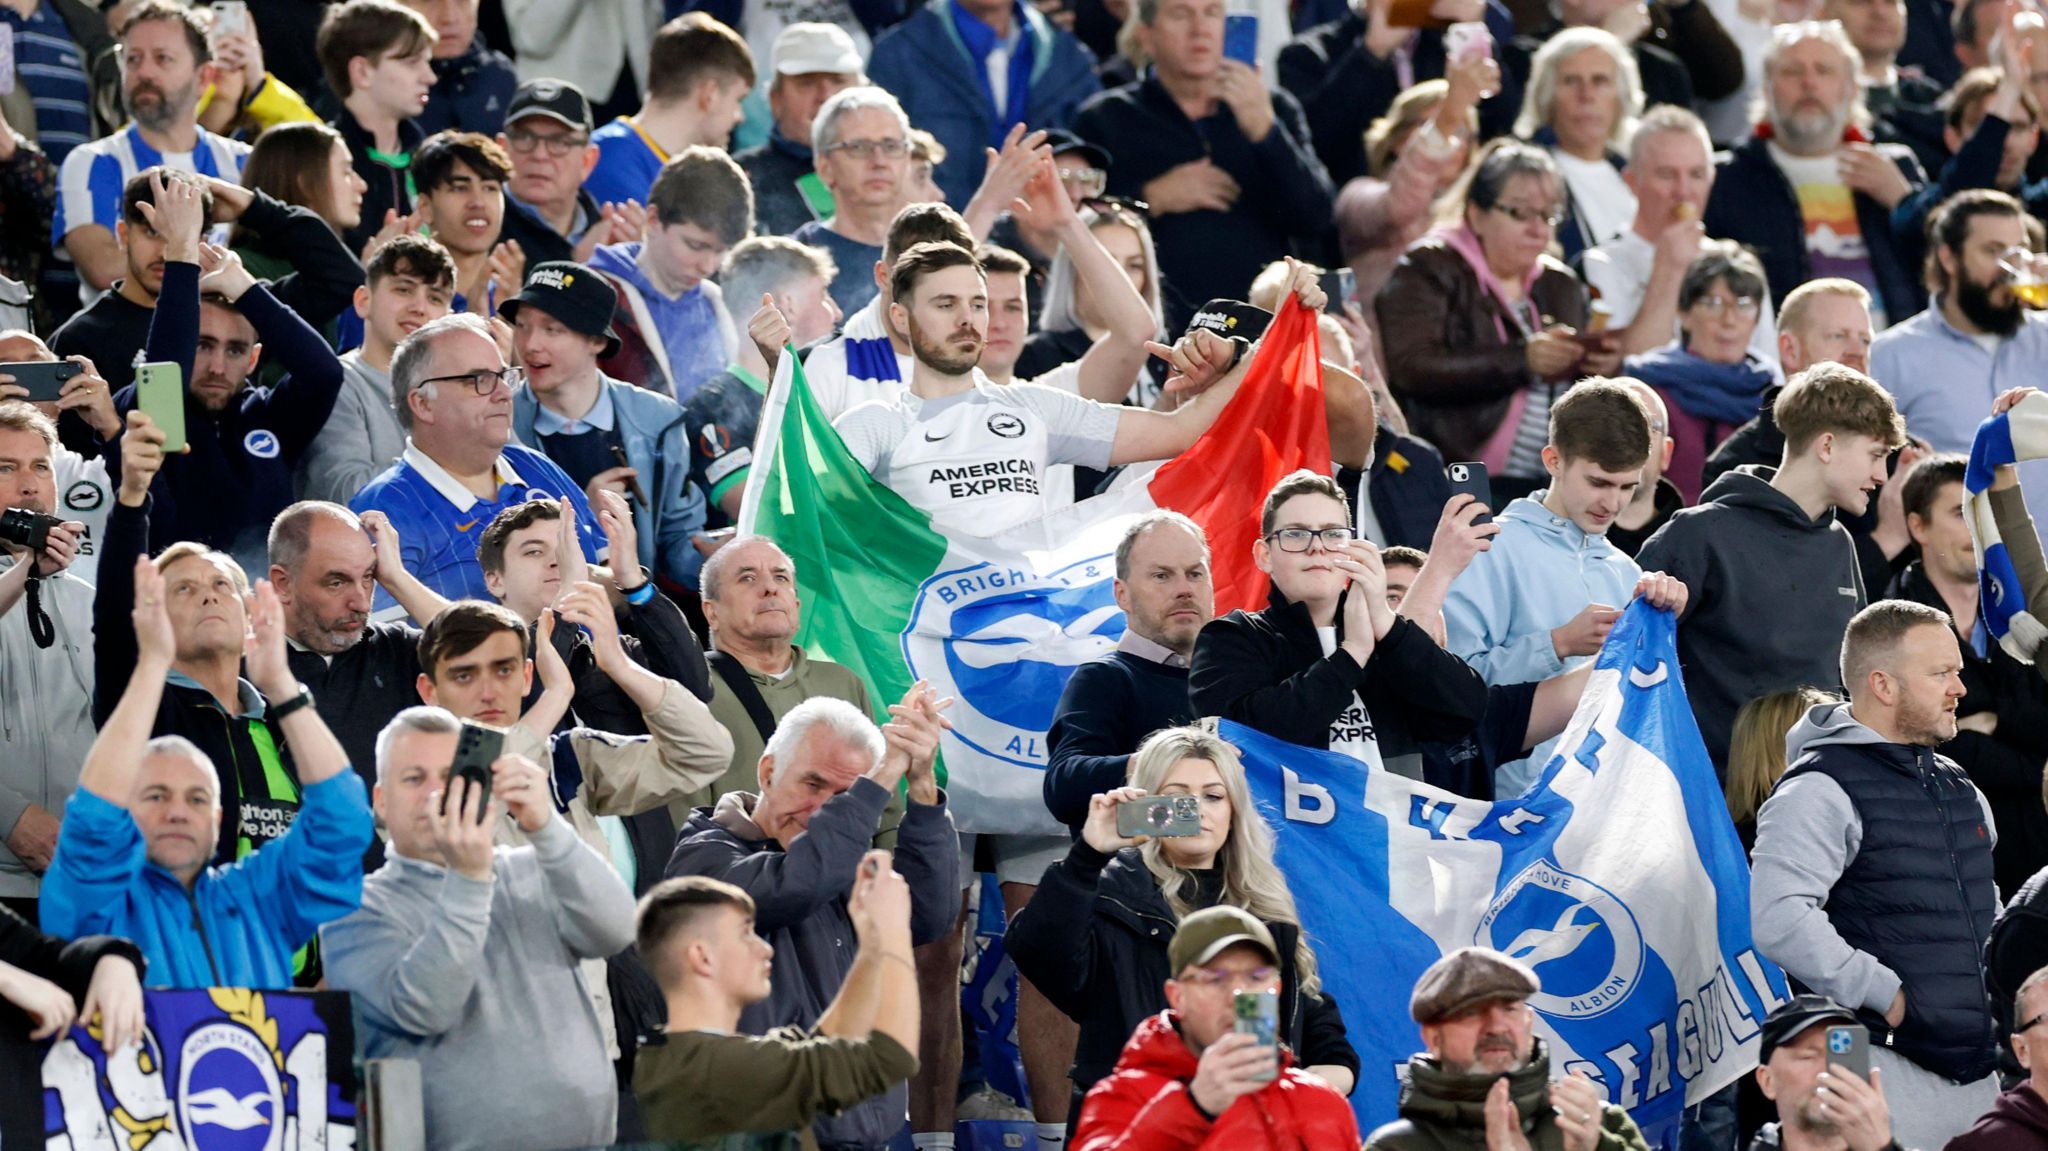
1364, 1042, 1653, 1151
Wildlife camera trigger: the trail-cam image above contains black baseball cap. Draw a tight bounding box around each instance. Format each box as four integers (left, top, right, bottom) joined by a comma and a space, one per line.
500, 262, 620, 358
506, 79, 594, 133
1758, 995, 1859, 1063
1183, 298, 1273, 343
1041, 129, 1112, 172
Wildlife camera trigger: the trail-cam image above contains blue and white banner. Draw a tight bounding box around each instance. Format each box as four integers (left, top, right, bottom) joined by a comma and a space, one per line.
41, 988, 357, 1150
1226, 601, 1789, 1145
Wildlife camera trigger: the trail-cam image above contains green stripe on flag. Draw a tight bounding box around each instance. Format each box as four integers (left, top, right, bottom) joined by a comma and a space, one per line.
736, 349, 953, 779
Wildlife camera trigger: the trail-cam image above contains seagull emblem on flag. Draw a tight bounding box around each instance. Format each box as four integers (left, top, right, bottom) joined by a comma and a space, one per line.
950, 604, 1122, 669
185, 1087, 272, 1129
1504, 903, 1604, 968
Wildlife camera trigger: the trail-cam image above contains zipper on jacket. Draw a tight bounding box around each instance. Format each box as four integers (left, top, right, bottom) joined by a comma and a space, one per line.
186, 885, 223, 986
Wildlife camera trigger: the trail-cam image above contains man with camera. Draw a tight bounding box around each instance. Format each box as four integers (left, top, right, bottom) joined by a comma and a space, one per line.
320, 706, 638, 1151
1748, 996, 1901, 1151
1074, 906, 1360, 1150
0, 400, 92, 920
664, 692, 958, 1151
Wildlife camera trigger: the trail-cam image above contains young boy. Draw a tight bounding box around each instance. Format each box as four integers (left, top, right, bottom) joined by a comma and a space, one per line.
318, 0, 438, 255
585, 13, 756, 207
411, 130, 517, 316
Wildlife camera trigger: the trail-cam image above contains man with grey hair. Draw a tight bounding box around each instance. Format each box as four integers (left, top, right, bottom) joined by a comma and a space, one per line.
348, 311, 602, 610
1582, 105, 1782, 369
322, 705, 639, 1151
1753, 598, 2000, 1148
685, 239, 843, 527
794, 86, 915, 316
736, 23, 867, 238
1702, 20, 1926, 329
665, 689, 959, 1151
1950, 964, 2048, 1148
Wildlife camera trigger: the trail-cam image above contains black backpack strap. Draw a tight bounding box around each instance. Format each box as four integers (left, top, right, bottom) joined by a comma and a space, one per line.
707, 650, 778, 742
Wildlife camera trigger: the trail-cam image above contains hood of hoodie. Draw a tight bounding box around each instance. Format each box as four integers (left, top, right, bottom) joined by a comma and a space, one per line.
1698, 465, 1837, 532
1976, 1082, 2048, 1136
1497, 491, 1628, 556
1784, 700, 1899, 762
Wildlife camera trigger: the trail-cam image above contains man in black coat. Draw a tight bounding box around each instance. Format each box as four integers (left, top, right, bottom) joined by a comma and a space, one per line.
1189, 470, 1487, 782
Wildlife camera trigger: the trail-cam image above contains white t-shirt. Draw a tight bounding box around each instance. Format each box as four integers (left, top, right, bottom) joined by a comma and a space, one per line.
1579, 230, 1783, 374
802, 299, 913, 423
1553, 150, 1637, 251
834, 378, 1121, 536
1022, 359, 1085, 510
1316, 626, 1385, 772
52, 446, 112, 585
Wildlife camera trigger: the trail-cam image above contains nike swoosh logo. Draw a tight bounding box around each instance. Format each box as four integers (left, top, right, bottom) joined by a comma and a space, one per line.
923, 431, 950, 442
454, 519, 480, 532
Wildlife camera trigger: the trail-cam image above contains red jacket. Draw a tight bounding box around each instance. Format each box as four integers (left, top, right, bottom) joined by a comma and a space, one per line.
1074, 1011, 1363, 1151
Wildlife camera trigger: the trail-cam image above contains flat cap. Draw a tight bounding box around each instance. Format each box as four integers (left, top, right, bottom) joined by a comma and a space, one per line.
1410, 947, 1540, 1024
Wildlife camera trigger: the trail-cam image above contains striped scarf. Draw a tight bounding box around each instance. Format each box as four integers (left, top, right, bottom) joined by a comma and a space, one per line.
1965, 393, 2048, 661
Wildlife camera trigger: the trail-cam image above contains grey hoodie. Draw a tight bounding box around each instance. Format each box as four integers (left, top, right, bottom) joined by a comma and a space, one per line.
1752, 702, 1998, 1016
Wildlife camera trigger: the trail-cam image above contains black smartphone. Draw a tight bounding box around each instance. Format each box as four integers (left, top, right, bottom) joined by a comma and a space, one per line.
1319, 268, 1356, 310
441, 721, 504, 824
1825, 1023, 1870, 1080
0, 360, 81, 402
1447, 461, 1494, 526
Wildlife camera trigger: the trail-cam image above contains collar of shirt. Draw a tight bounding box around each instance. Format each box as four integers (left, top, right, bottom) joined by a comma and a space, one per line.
532, 379, 617, 435
951, 0, 1027, 61
401, 437, 526, 513
1117, 629, 1190, 668
508, 189, 593, 245
166, 669, 268, 719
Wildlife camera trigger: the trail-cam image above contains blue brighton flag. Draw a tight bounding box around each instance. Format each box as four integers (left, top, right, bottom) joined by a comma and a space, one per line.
1224, 600, 1789, 1146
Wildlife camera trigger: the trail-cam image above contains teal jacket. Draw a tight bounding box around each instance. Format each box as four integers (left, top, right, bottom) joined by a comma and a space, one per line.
41, 772, 375, 988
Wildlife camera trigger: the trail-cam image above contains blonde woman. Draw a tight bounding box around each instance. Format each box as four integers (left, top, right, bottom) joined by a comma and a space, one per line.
1008, 726, 1358, 1117
1725, 686, 1837, 849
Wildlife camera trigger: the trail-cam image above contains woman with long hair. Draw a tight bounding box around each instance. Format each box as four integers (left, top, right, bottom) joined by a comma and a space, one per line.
1008, 725, 1358, 1116
1725, 686, 1838, 850
1017, 199, 1169, 403
234, 121, 368, 253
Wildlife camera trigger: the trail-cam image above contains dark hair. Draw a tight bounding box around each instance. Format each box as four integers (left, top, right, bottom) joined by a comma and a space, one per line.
1549, 378, 1653, 472
1900, 452, 1969, 526
889, 242, 981, 307
976, 244, 1032, 277
366, 233, 457, 291
238, 122, 348, 239
413, 131, 513, 195
122, 166, 214, 229
647, 147, 755, 246
316, 0, 435, 99
646, 13, 756, 102
1930, 188, 2027, 294
1677, 244, 1768, 312
883, 202, 975, 266
1774, 363, 1908, 456
1841, 599, 1956, 693
637, 876, 757, 984
1460, 138, 1559, 214
477, 499, 562, 577
124, 1, 211, 66
1382, 545, 1429, 569
1946, 67, 2041, 135
417, 600, 529, 678
1260, 470, 1350, 537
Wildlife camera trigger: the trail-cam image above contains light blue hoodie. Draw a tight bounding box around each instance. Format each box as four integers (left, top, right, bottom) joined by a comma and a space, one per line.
1444, 492, 1642, 792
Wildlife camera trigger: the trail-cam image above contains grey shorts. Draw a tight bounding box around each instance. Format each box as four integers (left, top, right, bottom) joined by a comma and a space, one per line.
958, 831, 1071, 888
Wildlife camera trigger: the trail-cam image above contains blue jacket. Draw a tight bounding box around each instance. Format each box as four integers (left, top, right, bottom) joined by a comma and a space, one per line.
41, 773, 375, 988
512, 374, 709, 590
867, 0, 1100, 209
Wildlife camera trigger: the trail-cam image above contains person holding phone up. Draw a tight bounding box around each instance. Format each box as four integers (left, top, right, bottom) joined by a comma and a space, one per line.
1750, 996, 1902, 1151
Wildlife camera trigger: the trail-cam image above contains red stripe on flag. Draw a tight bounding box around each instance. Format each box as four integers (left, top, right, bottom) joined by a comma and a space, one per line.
1147, 298, 1331, 615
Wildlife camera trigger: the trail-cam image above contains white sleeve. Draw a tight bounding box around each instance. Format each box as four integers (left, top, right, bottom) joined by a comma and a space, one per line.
803, 340, 854, 423
832, 402, 896, 475
1012, 383, 1120, 471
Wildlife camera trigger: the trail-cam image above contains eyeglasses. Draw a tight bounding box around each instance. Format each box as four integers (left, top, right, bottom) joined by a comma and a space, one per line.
419, 366, 522, 397
1491, 202, 1565, 228
504, 128, 590, 156
1084, 194, 1150, 218
2020, 1011, 2048, 1034
1265, 527, 1353, 552
825, 137, 909, 160
1692, 294, 1761, 318
1059, 165, 1109, 197
1179, 965, 1280, 990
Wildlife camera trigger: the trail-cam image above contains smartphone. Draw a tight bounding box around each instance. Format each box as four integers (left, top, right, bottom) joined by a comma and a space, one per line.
1116, 794, 1202, 838
0, 360, 81, 402
797, 171, 837, 222
1319, 268, 1357, 310
134, 362, 187, 453
1223, 13, 1259, 65
1447, 461, 1494, 526
441, 721, 504, 824
1233, 990, 1280, 1082
1825, 1023, 1870, 1079
210, 0, 248, 40
1445, 20, 1493, 63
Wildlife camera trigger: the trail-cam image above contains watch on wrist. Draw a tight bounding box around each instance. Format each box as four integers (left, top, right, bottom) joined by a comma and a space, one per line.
269, 685, 315, 722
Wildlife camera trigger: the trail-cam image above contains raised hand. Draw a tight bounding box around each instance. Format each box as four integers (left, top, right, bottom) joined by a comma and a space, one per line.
490, 753, 553, 834
555, 580, 624, 666
118, 410, 174, 505
1080, 785, 1151, 854
592, 489, 642, 590
1188, 1031, 1279, 1118
197, 241, 256, 302
132, 555, 176, 668
244, 579, 295, 699
881, 682, 953, 803
428, 771, 499, 878
136, 170, 206, 264
1549, 1072, 1604, 1151
749, 293, 792, 370
55, 355, 121, 438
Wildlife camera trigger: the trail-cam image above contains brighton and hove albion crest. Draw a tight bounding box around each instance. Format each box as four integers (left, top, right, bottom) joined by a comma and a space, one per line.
1476, 859, 1646, 1020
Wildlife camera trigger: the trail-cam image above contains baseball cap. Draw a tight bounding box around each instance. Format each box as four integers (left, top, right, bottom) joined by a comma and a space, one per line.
1759, 995, 1859, 1063
1041, 129, 1112, 173
499, 262, 621, 358
1184, 298, 1273, 343
772, 23, 865, 76
1168, 906, 1280, 974
506, 79, 594, 133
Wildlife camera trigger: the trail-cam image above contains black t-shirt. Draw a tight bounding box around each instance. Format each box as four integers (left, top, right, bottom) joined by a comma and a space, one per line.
539, 426, 616, 492
50, 288, 152, 391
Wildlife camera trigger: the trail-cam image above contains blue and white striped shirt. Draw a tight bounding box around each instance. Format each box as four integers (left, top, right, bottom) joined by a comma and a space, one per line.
55, 122, 249, 249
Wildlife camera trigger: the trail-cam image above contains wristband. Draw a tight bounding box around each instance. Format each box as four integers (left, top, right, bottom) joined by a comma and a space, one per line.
269, 685, 315, 722
623, 580, 656, 606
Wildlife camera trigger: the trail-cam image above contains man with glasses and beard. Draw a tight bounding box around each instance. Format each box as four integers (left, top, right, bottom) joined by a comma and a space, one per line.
1873, 190, 2048, 523
1364, 948, 1648, 1150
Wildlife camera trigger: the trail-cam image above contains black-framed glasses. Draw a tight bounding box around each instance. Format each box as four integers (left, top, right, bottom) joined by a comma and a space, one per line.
2020, 1011, 2048, 1034
419, 366, 522, 397
1491, 202, 1565, 228
825, 137, 909, 160
504, 128, 591, 156
1265, 527, 1353, 552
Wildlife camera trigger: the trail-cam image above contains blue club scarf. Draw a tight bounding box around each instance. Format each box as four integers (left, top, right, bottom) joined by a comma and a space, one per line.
1623, 343, 1775, 427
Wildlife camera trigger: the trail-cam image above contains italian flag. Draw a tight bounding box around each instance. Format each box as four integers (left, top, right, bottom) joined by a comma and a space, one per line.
735, 299, 1330, 834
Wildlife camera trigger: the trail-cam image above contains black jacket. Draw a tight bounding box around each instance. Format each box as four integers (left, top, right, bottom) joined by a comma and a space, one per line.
1189, 582, 1487, 780
1987, 865, 2048, 1085
1044, 649, 1195, 830
0, 907, 144, 1146
1635, 466, 1865, 772
1006, 840, 1358, 1093
226, 190, 367, 333
1339, 423, 1452, 552
495, 188, 589, 269
333, 109, 423, 257
1702, 135, 1927, 327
